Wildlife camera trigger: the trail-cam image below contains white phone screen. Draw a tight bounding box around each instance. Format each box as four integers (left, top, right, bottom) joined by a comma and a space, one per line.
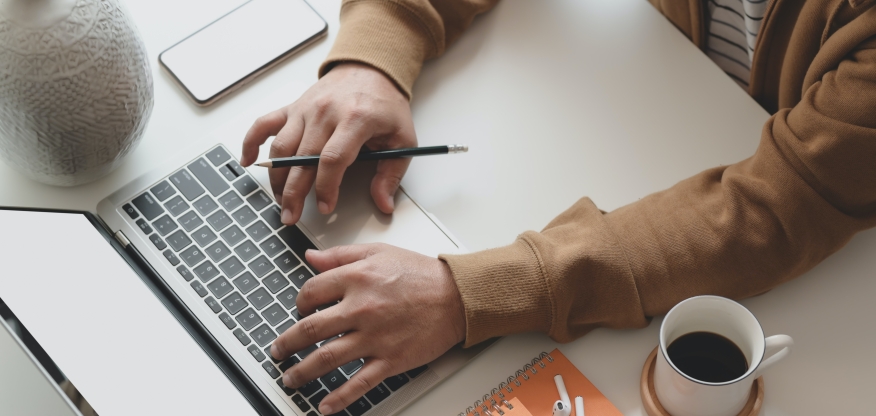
159, 0, 326, 104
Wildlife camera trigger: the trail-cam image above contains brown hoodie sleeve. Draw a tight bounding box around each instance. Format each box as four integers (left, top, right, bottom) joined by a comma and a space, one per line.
319, 0, 500, 99
442, 34, 876, 346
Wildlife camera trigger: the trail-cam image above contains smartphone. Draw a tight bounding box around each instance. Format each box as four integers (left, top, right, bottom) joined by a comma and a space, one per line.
159, 0, 327, 106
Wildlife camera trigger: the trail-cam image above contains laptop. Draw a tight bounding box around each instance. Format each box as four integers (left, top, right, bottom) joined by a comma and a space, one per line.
0, 139, 492, 416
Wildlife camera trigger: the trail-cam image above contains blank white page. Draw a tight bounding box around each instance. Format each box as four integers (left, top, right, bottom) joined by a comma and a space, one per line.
0, 210, 257, 416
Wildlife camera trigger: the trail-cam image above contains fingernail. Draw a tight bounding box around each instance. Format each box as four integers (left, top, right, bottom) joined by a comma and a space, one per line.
274, 193, 281, 202
270, 344, 279, 359
318, 201, 329, 214
281, 208, 293, 224
283, 373, 294, 388
319, 403, 333, 415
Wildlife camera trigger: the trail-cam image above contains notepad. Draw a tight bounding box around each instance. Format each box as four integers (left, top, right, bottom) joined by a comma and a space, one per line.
459, 349, 622, 416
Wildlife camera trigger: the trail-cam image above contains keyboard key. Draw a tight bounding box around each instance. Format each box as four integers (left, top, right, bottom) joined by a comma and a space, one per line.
307, 389, 328, 410
262, 303, 287, 326
245, 220, 271, 242
262, 361, 281, 378
207, 211, 233, 231
207, 276, 233, 299
320, 369, 347, 392
122, 203, 139, 219
152, 215, 178, 237
193, 195, 219, 216
232, 272, 259, 295
132, 193, 165, 221
164, 195, 189, 217
236, 308, 263, 330
221, 292, 248, 315
291, 394, 311, 413
191, 225, 218, 247
228, 160, 246, 176
206, 146, 232, 166
219, 256, 246, 278
383, 373, 409, 391
279, 355, 300, 372
191, 281, 208, 297
150, 180, 177, 202
232, 206, 258, 227
135, 218, 153, 234
341, 359, 363, 376
233, 174, 259, 196
149, 234, 167, 250
290, 309, 303, 322
179, 245, 206, 267
177, 265, 194, 281
289, 267, 314, 289
204, 296, 222, 313
247, 343, 266, 362
346, 396, 372, 416
220, 225, 246, 247
263, 271, 290, 294
218, 190, 244, 211
251, 323, 278, 347
177, 210, 203, 232
233, 328, 251, 346
169, 169, 205, 201
306, 411, 318, 416
205, 241, 232, 263
261, 205, 284, 230
278, 225, 318, 265
166, 230, 192, 252
407, 365, 428, 378
193, 261, 219, 282
276, 319, 295, 336
163, 250, 180, 266
247, 287, 273, 310
219, 313, 237, 329
235, 240, 260, 262
365, 383, 391, 406
247, 191, 272, 212
259, 236, 285, 258
300, 380, 323, 398
188, 157, 230, 197
277, 286, 299, 309
248, 255, 274, 278
276, 378, 295, 395
297, 344, 318, 359
218, 165, 236, 181
273, 252, 301, 274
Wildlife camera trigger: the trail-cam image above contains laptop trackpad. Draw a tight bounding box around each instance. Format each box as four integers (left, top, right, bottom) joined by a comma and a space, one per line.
0, 210, 257, 416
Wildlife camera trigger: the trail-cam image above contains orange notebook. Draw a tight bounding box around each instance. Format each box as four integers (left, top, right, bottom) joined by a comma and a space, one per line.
459, 349, 622, 416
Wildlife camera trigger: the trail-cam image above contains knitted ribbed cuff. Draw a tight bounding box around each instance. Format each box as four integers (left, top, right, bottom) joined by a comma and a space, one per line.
440, 238, 553, 347
318, 0, 437, 100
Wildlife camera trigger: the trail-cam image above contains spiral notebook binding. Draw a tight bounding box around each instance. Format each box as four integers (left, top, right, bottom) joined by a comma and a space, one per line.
459, 351, 554, 416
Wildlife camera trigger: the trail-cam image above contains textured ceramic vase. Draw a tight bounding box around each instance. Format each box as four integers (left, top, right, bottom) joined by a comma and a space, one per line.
0, 0, 153, 186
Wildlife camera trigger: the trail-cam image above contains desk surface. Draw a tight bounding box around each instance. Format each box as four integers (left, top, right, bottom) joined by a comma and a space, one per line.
1, 0, 874, 415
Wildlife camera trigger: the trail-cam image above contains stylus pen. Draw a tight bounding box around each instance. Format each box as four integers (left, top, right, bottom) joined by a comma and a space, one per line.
254, 144, 468, 168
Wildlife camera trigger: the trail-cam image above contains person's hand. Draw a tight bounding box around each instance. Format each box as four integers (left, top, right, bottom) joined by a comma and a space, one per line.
240, 63, 417, 225
269, 244, 466, 415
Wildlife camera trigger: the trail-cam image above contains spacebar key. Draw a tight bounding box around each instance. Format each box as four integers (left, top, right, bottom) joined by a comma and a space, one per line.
188, 157, 229, 197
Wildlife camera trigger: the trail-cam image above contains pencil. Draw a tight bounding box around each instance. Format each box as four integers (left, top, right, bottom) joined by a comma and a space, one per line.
254, 144, 468, 168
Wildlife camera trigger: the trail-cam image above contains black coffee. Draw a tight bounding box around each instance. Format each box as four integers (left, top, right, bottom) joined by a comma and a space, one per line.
667, 331, 748, 383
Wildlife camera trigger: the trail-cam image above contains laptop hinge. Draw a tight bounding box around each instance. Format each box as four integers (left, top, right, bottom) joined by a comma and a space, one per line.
113, 230, 131, 248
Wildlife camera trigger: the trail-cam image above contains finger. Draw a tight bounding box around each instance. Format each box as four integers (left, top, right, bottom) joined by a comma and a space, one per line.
305, 244, 379, 273
280, 122, 334, 225
317, 357, 394, 415
282, 333, 366, 390
241, 110, 287, 166
313, 124, 371, 214
268, 117, 304, 200
295, 267, 348, 316
370, 157, 411, 214
271, 304, 353, 362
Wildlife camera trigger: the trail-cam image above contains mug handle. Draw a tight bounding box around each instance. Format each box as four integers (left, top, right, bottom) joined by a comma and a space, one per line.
753, 334, 793, 379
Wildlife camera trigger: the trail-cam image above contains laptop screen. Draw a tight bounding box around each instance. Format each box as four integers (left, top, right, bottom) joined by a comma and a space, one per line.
0, 209, 258, 416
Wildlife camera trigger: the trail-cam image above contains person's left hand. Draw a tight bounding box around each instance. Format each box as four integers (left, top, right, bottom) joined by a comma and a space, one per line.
270, 243, 467, 415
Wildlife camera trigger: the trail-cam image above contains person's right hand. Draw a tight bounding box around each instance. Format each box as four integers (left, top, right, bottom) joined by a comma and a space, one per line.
240, 63, 417, 226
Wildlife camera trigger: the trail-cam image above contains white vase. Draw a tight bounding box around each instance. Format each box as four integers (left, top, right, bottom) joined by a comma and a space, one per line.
0, 0, 153, 186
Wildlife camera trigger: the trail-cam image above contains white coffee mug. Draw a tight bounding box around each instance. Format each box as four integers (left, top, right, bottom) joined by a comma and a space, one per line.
654, 296, 793, 416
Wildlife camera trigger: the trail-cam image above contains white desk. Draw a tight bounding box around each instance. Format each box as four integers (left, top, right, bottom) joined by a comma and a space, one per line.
1, 0, 873, 415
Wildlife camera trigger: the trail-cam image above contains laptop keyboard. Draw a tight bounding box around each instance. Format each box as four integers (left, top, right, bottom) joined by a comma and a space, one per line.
120, 145, 427, 416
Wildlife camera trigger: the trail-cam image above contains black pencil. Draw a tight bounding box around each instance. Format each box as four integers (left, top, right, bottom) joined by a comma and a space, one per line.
254, 144, 468, 168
